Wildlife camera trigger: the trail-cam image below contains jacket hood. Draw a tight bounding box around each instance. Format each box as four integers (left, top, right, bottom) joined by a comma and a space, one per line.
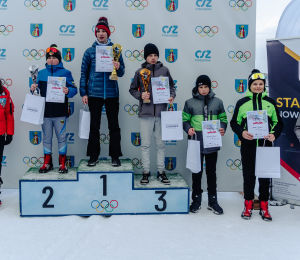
92, 38, 112, 47
245, 88, 268, 99
192, 86, 215, 100
141, 61, 163, 70
45, 62, 65, 72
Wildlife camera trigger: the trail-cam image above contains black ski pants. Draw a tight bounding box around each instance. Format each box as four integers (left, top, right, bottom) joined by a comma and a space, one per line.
241, 143, 270, 201
87, 97, 122, 158
192, 152, 218, 196
0, 136, 5, 204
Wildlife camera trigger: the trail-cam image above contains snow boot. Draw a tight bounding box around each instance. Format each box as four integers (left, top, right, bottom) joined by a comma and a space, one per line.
190, 193, 202, 213
140, 172, 150, 185
39, 154, 53, 173
157, 171, 170, 185
59, 154, 68, 173
207, 194, 223, 215
241, 200, 253, 220
259, 201, 272, 221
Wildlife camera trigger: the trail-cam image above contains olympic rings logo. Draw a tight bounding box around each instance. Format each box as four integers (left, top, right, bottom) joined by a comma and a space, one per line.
0, 25, 13, 36
211, 81, 218, 89
132, 158, 142, 169
91, 200, 118, 213
0, 78, 12, 88
23, 156, 44, 167
24, 0, 47, 10
23, 49, 46, 60
227, 105, 235, 115
100, 134, 110, 144
229, 0, 252, 11
125, 0, 148, 10
92, 25, 115, 34
228, 51, 251, 62
124, 104, 139, 115
195, 26, 219, 37
125, 50, 144, 61
226, 159, 242, 170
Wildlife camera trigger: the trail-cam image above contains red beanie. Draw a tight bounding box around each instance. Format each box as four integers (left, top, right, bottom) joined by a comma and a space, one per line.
95, 17, 111, 37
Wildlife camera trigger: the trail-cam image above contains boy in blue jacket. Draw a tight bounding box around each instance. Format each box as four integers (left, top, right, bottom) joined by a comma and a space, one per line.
80, 17, 125, 167
31, 44, 77, 173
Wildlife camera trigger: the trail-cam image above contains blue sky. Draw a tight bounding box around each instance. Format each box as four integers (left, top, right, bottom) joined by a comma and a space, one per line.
255, 0, 292, 72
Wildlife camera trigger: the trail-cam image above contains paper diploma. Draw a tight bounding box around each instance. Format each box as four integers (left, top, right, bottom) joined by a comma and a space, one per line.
96, 46, 114, 72
247, 110, 269, 139
151, 77, 170, 104
46, 77, 66, 103
202, 120, 222, 148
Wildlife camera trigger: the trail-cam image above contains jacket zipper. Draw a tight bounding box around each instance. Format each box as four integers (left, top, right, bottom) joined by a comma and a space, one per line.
153, 64, 155, 117
50, 65, 53, 117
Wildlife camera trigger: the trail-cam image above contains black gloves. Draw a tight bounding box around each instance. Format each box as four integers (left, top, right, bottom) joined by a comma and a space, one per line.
4, 135, 12, 145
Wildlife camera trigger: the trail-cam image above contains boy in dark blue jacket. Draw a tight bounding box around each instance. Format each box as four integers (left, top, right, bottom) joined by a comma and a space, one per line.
80, 17, 125, 167
31, 44, 77, 173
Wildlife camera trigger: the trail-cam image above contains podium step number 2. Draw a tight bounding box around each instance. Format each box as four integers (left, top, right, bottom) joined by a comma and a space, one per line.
20, 160, 190, 216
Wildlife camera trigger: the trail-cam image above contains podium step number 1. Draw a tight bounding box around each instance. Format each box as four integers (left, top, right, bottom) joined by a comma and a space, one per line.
20, 159, 190, 216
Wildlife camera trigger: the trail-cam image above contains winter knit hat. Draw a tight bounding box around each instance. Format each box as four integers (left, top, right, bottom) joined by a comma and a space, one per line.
95, 17, 111, 38
196, 75, 211, 89
46, 44, 62, 63
144, 43, 159, 60
248, 69, 266, 91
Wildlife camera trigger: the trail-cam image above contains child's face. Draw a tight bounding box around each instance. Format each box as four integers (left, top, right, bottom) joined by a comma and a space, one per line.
146, 54, 158, 64
198, 85, 210, 96
250, 80, 264, 94
96, 29, 108, 44
47, 56, 59, 66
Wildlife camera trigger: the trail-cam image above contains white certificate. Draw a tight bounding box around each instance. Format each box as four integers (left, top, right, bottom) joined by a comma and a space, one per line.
202, 120, 222, 148
96, 46, 114, 72
247, 110, 269, 139
46, 77, 66, 103
151, 77, 170, 104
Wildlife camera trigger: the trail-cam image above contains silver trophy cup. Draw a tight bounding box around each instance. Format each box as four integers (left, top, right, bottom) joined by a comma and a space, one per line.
29, 65, 39, 96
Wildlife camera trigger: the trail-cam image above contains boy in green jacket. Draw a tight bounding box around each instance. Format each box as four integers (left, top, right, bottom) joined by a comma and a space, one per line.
183, 75, 227, 214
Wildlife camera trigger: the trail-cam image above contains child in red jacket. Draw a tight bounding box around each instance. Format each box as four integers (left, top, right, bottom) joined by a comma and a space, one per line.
0, 79, 14, 205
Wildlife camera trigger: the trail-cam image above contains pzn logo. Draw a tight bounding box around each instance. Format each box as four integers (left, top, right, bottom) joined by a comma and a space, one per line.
162, 26, 178, 37
196, 0, 212, 9
195, 50, 211, 62
0, 49, 6, 60
93, 0, 109, 9
60, 25, 75, 34
66, 133, 75, 144
2, 156, 6, 167
0, 0, 8, 9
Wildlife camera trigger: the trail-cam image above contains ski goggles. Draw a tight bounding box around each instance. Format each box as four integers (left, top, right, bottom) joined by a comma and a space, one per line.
46, 47, 61, 54
250, 73, 265, 80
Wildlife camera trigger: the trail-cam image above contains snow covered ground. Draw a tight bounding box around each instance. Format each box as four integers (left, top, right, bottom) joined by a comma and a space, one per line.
1, 189, 300, 260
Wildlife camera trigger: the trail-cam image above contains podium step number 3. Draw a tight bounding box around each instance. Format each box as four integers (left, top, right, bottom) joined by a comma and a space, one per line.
20, 160, 190, 217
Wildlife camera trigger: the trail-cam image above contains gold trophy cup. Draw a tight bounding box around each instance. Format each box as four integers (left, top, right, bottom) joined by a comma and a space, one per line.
110, 44, 123, 80
140, 69, 151, 103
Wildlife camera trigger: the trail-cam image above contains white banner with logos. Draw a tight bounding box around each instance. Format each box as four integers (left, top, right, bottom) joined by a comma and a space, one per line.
0, 0, 256, 190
